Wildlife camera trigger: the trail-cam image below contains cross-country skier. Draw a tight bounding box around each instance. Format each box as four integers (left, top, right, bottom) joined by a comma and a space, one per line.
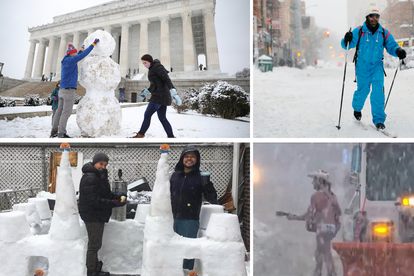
285, 170, 342, 276
341, 2, 406, 130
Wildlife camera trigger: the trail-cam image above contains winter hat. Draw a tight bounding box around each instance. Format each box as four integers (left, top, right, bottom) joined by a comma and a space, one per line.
92, 152, 109, 165
366, 2, 380, 17
141, 54, 153, 63
307, 169, 329, 181
66, 42, 77, 55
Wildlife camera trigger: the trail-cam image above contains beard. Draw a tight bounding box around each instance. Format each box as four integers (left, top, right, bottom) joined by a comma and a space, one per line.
184, 163, 196, 170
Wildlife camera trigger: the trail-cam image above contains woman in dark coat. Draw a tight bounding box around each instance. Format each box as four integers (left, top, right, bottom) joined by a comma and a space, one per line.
131, 54, 180, 138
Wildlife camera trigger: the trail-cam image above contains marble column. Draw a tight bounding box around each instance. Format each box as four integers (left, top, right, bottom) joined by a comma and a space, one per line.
119, 23, 131, 77
139, 19, 150, 74
24, 40, 37, 79
112, 32, 120, 63
104, 25, 112, 34
160, 16, 171, 72
180, 11, 196, 71
56, 34, 68, 78
44, 37, 57, 78
33, 38, 47, 79
203, 9, 220, 71
72, 31, 81, 50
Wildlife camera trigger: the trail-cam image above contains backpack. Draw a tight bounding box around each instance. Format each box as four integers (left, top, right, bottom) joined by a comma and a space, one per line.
353, 25, 389, 81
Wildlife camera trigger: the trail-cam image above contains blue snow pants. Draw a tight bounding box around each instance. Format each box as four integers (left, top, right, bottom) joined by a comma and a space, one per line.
353, 60, 386, 125
173, 219, 200, 270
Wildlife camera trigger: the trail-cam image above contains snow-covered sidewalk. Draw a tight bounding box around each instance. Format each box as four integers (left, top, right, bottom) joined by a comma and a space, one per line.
0, 105, 250, 138
253, 65, 414, 138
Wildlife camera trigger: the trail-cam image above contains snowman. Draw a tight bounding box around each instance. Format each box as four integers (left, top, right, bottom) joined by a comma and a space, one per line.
76, 30, 121, 137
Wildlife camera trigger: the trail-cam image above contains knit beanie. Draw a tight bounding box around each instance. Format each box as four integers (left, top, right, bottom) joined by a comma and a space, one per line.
365, 2, 380, 17
141, 54, 153, 63
92, 152, 109, 165
66, 42, 77, 55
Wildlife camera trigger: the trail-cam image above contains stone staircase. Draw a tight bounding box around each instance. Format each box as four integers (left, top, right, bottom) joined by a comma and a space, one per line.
0, 81, 86, 100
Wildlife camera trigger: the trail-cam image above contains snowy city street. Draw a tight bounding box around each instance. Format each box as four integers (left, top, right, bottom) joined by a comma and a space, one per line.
253, 65, 414, 138
0, 104, 249, 138
254, 143, 356, 276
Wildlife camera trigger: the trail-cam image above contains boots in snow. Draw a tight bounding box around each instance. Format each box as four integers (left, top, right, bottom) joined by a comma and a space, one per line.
376, 122, 385, 130
354, 111, 362, 121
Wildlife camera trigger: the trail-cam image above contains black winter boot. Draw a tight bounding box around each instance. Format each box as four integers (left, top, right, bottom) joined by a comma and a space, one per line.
354, 111, 362, 121
96, 261, 110, 276
376, 123, 385, 130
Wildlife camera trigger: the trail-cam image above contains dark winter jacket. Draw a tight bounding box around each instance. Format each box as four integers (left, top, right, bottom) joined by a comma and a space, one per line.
170, 146, 219, 220
147, 59, 174, 106
78, 162, 120, 223
51, 88, 59, 109
60, 44, 94, 89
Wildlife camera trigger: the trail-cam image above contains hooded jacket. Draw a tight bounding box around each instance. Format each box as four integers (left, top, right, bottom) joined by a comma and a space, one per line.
78, 162, 119, 222
147, 59, 173, 106
170, 146, 218, 220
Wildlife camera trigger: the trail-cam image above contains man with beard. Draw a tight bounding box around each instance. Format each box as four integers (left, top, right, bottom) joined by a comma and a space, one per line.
170, 146, 219, 273
341, 2, 406, 130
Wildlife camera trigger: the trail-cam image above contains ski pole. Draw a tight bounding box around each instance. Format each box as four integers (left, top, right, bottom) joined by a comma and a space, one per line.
384, 59, 404, 110
336, 31, 351, 130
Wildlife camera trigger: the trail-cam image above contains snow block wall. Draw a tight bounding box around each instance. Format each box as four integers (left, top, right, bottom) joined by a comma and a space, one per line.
0, 150, 87, 276
77, 30, 122, 137
141, 150, 247, 276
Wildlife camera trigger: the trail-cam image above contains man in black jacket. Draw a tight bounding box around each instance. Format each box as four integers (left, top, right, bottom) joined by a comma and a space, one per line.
170, 146, 219, 271
79, 152, 126, 276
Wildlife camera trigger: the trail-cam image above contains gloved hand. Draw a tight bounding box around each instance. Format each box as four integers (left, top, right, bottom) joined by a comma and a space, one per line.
53, 97, 57, 101
170, 88, 182, 106
286, 213, 296, 220
138, 88, 150, 101
93, 38, 100, 45
344, 30, 353, 47
396, 48, 406, 59
80, 44, 85, 52
112, 200, 126, 208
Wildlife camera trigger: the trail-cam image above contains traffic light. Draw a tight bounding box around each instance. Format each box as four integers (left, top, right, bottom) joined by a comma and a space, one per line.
325, 30, 330, 38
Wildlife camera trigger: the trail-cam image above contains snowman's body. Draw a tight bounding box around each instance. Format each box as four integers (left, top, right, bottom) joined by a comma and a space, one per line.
77, 30, 122, 137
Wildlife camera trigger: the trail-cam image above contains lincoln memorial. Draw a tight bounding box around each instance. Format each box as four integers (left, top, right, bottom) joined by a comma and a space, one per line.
24, 0, 222, 80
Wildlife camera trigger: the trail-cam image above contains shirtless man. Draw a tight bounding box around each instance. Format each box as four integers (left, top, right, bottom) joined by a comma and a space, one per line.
286, 170, 342, 276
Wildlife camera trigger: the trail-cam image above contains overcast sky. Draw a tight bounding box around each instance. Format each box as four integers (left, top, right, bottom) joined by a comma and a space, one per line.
0, 0, 249, 79
304, 0, 347, 37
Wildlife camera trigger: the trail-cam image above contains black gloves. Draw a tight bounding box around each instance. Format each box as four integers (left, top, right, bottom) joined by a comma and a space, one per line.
344, 31, 353, 47
396, 48, 406, 59
112, 200, 126, 208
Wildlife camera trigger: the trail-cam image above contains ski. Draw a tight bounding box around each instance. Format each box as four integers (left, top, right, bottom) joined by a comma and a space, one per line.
354, 119, 368, 130
369, 125, 398, 138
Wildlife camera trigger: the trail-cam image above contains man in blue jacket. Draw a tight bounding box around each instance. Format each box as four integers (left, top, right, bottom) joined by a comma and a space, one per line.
170, 146, 219, 272
341, 2, 406, 130
50, 39, 99, 138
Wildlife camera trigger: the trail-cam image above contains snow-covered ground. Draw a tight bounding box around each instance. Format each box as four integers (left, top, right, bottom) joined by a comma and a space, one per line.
254, 143, 355, 276
0, 104, 249, 138
253, 64, 414, 137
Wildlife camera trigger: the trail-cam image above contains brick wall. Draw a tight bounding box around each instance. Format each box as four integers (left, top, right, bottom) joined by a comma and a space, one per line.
242, 145, 251, 252
381, 0, 414, 40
